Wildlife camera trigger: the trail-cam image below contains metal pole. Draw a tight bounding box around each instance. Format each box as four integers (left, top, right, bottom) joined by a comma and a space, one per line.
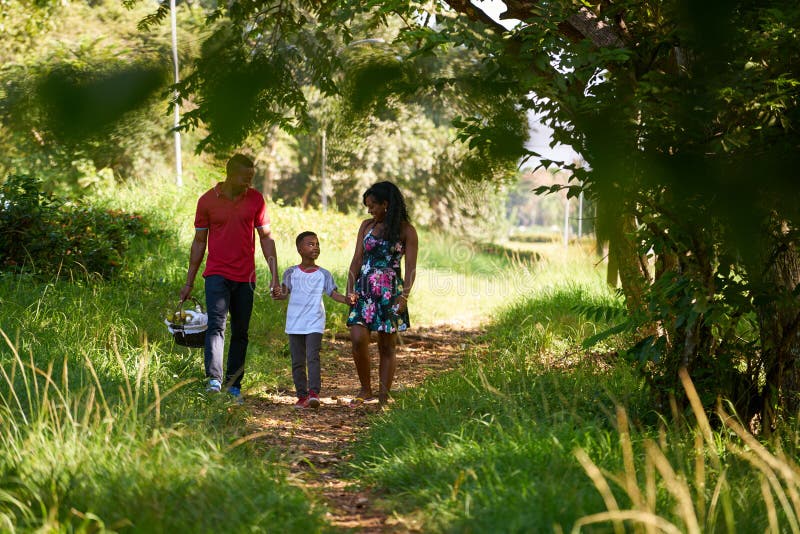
563, 195, 570, 247
578, 190, 584, 238
320, 130, 327, 210
170, 0, 183, 187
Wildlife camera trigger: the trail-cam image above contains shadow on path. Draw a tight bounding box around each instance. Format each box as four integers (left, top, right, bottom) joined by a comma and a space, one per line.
245, 324, 484, 532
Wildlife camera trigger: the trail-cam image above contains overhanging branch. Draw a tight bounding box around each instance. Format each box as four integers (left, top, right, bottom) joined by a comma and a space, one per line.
444, 1, 625, 49
442, 0, 509, 34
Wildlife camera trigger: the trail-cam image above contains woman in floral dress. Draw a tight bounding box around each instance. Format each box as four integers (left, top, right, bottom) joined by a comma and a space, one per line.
346, 181, 418, 406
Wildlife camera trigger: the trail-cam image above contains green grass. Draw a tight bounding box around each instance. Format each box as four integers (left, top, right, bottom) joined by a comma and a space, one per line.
347, 362, 648, 531
0, 269, 326, 531
0, 170, 337, 532
347, 279, 648, 532
0, 167, 549, 531
3, 168, 796, 532
411, 234, 608, 328
346, 275, 794, 533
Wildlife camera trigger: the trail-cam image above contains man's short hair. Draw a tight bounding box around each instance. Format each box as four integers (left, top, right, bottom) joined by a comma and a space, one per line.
296, 231, 317, 248
227, 153, 255, 176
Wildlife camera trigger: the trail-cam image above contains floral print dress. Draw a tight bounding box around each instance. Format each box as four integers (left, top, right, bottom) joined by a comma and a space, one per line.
347, 226, 409, 333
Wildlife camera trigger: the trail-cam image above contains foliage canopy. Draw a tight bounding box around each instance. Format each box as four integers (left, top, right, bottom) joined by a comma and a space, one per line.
6, 0, 800, 424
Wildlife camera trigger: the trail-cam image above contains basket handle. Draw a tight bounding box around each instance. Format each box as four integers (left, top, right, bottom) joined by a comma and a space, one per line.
174, 296, 203, 316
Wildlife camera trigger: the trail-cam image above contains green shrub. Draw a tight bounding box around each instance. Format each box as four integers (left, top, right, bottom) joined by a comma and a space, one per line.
0, 174, 155, 278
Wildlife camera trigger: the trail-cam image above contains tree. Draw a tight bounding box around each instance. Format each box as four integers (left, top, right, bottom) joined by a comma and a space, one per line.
446, 0, 800, 426
119, 0, 800, 424
137, 2, 524, 229
0, 0, 202, 193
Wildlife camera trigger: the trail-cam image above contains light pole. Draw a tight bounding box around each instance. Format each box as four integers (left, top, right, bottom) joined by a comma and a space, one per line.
320, 129, 327, 210
169, 0, 183, 187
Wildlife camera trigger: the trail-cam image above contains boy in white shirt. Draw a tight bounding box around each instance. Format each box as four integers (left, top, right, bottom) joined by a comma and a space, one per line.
273, 231, 348, 409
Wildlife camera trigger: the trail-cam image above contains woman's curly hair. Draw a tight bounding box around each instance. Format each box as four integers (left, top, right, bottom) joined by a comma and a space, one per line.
363, 181, 409, 244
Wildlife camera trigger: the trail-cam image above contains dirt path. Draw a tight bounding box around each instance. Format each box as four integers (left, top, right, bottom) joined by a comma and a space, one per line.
246, 324, 481, 532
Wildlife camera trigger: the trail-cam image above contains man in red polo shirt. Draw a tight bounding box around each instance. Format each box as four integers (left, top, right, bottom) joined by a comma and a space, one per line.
179, 154, 279, 402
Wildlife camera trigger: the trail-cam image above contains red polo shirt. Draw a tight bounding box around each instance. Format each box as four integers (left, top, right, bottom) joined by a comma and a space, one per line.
194, 184, 270, 283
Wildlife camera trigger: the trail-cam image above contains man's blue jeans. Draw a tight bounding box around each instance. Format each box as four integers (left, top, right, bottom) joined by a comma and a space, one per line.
204, 275, 254, 389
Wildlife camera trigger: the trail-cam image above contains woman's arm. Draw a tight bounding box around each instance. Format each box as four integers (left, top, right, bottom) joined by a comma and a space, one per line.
347, 219, 370, 295
399, 223, 418, 312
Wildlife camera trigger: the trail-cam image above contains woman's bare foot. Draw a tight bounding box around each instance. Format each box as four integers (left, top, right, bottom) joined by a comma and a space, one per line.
349, 390, 375, 407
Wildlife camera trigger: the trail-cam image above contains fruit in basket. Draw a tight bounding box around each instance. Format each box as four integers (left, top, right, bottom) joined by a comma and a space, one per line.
171, 311, 190, 324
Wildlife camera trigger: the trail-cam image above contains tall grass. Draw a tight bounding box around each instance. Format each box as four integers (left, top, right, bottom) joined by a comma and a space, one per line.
412, 232, 606, 327
15, 167, 795, 532
0, 167, 550, 530
0, 170, 343, 531
573, 369, 800, 534
347, 279, 646, 532
346, 261, 795, 532
0, 317, 323, 531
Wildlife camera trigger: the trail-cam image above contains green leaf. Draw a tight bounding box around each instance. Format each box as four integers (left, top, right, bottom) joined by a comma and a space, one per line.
581, 320, 633, 349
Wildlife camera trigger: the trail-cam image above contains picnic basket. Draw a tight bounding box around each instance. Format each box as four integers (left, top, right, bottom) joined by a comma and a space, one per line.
165, 297, 208, 348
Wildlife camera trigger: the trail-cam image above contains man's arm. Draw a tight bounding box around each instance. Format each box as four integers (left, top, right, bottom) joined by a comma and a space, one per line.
257, 226, 279, 293
180, 229, 208, 302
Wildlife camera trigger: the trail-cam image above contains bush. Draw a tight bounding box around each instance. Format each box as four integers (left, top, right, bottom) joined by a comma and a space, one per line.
0, 174, 154, 278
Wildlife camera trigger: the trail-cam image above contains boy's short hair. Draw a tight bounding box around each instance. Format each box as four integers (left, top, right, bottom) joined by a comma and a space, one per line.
295, 231, 317, 248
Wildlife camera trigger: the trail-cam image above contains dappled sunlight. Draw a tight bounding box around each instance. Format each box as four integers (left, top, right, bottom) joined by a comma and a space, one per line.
3, 0, 793, 530
413, 242, 605, 327
243, 325, 476, 530
413, 267, 539, 327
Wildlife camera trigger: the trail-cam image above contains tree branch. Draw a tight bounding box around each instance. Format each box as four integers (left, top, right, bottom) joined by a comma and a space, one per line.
448, 1, 626, 49
566, 7, 625, 48
441, 0, 511, 34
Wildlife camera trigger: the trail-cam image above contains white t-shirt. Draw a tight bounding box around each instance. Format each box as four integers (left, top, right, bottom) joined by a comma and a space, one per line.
282, 265, 338, 334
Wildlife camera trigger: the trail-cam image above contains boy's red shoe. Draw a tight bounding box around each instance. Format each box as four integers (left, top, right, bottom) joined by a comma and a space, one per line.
293, 396, 309, 409
308, 391, 320, 409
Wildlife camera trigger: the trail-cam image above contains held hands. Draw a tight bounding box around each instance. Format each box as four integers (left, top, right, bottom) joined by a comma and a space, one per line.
346, 292, 358, 306
395, 294, 408, 314
270, 283, 288, 300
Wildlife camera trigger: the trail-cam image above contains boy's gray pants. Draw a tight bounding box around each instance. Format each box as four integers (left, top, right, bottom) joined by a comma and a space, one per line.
289, 332, 323, 398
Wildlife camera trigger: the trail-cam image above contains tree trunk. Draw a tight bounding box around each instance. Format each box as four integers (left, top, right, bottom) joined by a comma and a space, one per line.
759, 235, 800, 432
606, 243, 619, 287
654, 250, 679, 282
608, 214, 649, 315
